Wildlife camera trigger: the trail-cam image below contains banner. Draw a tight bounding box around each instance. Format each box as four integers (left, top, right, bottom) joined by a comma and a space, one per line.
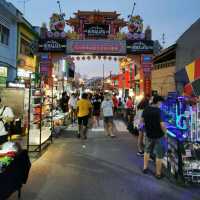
67, 40, 126, 55
38, 39, 66, 52
127, 40, 154, 54
39, 54, 52, 83
84, 24, 110, 38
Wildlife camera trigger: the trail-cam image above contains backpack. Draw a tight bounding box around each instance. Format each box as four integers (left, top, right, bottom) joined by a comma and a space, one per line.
0, 106, 16, 134
0, 106, 9, 132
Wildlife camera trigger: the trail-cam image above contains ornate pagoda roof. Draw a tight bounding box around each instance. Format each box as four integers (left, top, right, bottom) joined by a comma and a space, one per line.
66, 10, 127, 27
74, 10, 121, 17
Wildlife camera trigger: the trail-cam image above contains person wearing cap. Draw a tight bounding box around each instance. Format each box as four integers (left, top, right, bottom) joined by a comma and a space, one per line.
101, 93, 116, 138
141, 95, 167, 179
0, 97, 14, 144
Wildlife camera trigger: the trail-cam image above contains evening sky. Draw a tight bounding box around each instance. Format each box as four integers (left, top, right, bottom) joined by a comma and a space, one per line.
9, 0, 200, 78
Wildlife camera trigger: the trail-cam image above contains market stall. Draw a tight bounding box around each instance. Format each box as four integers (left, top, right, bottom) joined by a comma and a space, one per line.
27, 74, 53, 152
0, 86, 27, 137
161, 94, 200, 184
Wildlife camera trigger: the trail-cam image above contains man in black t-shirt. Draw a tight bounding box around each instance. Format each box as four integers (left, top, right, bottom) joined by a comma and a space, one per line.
91, 94, 102, 127
142, 95, 167, 179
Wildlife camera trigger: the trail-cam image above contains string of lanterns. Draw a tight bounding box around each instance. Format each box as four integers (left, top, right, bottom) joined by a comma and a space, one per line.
72, 56, 123, 62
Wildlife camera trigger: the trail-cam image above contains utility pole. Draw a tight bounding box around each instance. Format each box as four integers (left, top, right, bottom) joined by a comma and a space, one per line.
128, 1, 136, 20
18, 0, 31, 17
102, 64, 105, 91
57, 0, 62, 14
162, 33, 166, 48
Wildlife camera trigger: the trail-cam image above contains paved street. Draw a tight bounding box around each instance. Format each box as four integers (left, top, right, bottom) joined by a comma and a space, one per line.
10, 121, 199, 200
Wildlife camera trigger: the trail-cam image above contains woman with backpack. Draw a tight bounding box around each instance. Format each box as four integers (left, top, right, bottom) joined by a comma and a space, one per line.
0, 97, 14, 144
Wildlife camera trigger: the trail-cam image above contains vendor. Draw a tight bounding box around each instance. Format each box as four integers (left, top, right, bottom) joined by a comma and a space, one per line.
0, 97, 14, 145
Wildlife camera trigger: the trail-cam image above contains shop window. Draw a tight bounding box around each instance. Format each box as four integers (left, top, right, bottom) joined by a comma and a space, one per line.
0, 24, 9, 45
20, 37, 33, 56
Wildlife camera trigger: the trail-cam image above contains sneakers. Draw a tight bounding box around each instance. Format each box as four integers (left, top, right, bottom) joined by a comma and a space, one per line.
137, 151, 144, 157
142, 168, 149, 174
110, 134, 116, 138
155, 174, 165, 179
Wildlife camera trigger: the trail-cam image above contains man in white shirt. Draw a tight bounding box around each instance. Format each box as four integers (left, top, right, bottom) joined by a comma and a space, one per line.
68, 93, 77, 125
101, 93, 115, 138
0, 97, 14, 144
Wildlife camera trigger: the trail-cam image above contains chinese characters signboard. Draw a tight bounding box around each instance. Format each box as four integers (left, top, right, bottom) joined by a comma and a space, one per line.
38, 39, 66, 52
84, 24, 110, 38
127, 40, 154, 54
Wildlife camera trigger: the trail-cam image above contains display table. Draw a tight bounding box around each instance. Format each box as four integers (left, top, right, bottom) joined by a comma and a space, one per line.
0, 150, 31, 200
29, 128, 51, 145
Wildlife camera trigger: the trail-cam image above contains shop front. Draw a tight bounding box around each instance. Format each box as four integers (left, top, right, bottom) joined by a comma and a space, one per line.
0, 66, 8, 87
17, 54, 37, 83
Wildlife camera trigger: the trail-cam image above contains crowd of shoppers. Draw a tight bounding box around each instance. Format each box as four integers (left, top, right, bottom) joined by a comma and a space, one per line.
58, 91, 117, 139
59, 91, 167, 179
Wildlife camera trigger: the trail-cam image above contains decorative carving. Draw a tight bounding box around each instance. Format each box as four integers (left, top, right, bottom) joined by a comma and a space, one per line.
50, 13, 66, 32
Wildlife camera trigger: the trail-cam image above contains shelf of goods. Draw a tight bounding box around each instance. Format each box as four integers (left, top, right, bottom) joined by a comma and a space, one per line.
162, 96, 200, 184
27, 76, 53, 153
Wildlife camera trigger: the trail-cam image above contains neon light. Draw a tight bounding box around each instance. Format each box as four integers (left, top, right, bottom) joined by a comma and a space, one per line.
167, 130, 176, 138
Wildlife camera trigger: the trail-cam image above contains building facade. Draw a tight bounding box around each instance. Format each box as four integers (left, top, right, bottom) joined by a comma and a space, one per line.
176, 18, 200, 93
0, 0, 19, 84
17, 18, 39, 81
152, 44, 176, 96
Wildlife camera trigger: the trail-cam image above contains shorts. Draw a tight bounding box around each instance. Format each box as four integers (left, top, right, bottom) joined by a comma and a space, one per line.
93, 110, 100, 117
78, 116, 89, 126
114, 107, 118, 113
126, 108, 133, 116
104, 116, 113, 124
71, 108, 76, 112
144, 137, 165, 159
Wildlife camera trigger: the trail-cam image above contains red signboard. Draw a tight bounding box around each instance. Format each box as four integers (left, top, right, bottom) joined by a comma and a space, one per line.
67, 40, 126, 55
40, 54, 52, 84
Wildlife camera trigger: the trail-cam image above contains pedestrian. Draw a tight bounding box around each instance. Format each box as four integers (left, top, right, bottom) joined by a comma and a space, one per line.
112, 93, 119, 118
142, 95, 167, 179
125, 96, 134, 122
118, 97, 124, 118
101, 93, 115, 138
60, 92, 69, 113
0, 97, 14, 144
68, 93, 77, 125
76, 93, 93, 139
91, 93, 102, 128
134, 98, 149, 156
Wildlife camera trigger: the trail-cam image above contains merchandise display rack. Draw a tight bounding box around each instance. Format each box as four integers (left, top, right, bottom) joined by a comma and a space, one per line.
164, 98, 200, 184
27, 73, 53, 153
